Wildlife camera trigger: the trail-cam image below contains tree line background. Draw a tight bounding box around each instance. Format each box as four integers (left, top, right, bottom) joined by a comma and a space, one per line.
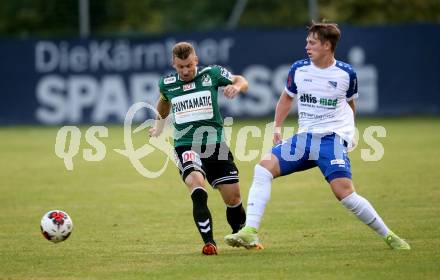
0, 0, 439, 38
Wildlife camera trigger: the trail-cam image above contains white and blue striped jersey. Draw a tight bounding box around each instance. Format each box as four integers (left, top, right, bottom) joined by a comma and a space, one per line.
285, 58, 358, 145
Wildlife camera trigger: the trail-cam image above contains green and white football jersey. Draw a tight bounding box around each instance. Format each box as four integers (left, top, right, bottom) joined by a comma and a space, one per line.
159, 65, 234, 147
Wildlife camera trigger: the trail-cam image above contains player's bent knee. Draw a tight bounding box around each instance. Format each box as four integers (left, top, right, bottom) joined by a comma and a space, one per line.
258, 154, 280, 178
329, 177, 355, 200
184, 170, 205, 188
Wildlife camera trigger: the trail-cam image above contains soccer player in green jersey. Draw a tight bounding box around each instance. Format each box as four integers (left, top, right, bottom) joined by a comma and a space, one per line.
149, 42, 249, 255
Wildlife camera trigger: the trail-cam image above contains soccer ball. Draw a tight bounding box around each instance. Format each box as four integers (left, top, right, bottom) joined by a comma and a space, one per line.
40, 210, 73, 243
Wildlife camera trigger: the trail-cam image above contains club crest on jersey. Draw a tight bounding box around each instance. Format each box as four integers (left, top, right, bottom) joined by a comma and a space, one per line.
328, 81, 338, 88
201, 74, 212, 86
183, 82, 196, 91
164, 76, 176, 85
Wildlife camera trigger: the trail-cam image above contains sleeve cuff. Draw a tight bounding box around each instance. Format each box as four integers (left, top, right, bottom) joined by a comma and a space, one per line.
346, 93, 358, 101
284, 86, 296, 97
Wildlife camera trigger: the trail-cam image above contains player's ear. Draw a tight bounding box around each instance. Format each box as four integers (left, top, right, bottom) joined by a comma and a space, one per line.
194, 55, 199, 65
171, 56, 177, 69
324, 41, 332, 51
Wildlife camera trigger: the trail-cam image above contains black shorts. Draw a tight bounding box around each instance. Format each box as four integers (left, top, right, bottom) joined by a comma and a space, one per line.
174, 142, 239, 188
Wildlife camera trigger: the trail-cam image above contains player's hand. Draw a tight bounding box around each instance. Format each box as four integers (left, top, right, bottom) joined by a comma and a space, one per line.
149, 126, 162, 137
273, 126, 282, 145
273, 132, 282, 145
149, 118, 167, 137
148, 127, 157, 137
223, 85, 240, 99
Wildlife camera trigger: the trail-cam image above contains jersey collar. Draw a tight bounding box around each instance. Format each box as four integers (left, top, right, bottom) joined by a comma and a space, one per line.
311, 59, 336, 71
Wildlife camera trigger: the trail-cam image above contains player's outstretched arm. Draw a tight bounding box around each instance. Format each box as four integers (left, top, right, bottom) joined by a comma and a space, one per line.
273, 90, 294, 144
223, 75, 248, 99
149, 97, 171, 137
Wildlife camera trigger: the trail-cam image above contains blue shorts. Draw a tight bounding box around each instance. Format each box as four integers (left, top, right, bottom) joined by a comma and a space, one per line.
271, 132, 351, 182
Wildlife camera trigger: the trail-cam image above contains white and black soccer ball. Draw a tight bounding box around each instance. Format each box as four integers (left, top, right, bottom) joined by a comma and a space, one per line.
40, 210, 73, 243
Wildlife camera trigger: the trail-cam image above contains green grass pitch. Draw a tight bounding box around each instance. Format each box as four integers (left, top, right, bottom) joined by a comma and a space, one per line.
1, 117, 439, 279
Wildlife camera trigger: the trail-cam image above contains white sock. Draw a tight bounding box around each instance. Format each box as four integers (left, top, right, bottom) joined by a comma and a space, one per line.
341, 192, 390, 237
246, 164, 273, 230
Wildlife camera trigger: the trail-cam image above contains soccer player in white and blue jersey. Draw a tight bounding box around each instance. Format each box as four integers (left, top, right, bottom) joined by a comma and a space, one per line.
225, 22, 410, 250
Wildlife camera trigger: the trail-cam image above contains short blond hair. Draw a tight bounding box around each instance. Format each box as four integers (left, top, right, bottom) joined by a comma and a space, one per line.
172, 42, 195, 60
